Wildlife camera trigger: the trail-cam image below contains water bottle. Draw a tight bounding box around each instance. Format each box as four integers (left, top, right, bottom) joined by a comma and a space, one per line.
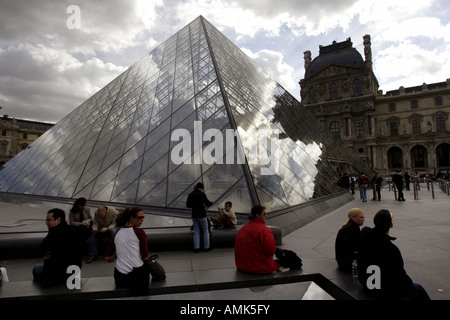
352, 259, 358, 278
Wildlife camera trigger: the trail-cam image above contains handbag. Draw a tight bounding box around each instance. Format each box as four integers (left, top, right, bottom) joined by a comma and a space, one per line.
144, 255, 166, 281
275, 248, 303, 270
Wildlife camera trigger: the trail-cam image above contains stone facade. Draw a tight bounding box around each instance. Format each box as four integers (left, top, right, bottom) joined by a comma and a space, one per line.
0, 115, 53, 166
300, 36, 450, 176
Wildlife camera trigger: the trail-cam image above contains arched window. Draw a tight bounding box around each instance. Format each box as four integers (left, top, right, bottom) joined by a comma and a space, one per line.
436, 143, 450, 168
329, 121, 341, 138
330, 83, 338, 99
387, 147, 403, 169
353, 79, 362, 94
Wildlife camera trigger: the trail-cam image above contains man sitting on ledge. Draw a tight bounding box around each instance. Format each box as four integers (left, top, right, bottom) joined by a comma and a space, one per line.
234, 205, 280, 274
358, 209, 430, 300
32, 208, 83, 287
211, 201, 237, 229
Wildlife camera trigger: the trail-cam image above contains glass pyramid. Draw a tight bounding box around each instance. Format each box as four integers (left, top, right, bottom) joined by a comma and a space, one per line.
0, 16, 356, 213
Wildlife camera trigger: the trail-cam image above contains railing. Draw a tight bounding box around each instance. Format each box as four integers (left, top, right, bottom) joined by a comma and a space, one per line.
388, 178, 450, 200
437, 178, 450, 196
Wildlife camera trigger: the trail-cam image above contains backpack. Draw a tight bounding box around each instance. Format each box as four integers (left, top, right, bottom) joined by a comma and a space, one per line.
275, 248, 303, 270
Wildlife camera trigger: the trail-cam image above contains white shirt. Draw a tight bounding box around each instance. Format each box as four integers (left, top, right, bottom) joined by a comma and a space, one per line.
113, 227, 145, 274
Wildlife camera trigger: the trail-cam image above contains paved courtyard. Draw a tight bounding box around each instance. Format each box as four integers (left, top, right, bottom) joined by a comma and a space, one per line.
1, 182, 449, 300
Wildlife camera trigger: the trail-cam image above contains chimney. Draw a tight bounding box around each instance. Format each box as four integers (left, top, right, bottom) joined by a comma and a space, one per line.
363, 35, 372, 69
303, 50, 312, 70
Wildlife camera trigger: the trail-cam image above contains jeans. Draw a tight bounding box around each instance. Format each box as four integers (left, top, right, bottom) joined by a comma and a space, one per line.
88, 228, 117, 256
32, 263, 66, 287
32, 263, 44, 282
192, 217, 210, 250
360, 184, 368, 201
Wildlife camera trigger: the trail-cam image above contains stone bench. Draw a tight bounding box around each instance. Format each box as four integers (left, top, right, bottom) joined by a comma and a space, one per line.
0, 225, 282, 259
0, 268, 354, 300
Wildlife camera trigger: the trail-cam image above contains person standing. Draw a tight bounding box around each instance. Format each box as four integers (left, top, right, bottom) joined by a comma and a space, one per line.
104, 207, 150, 296
404, 172, 411, 190
186, 182, 213, 252
349, 174, 356, 195
33, 208, 83, 287
234, 205, 280, 274
372, 172, 383, 201
359, 173, 369, 202
340, 172, 350, 191
392, 171, 405, 201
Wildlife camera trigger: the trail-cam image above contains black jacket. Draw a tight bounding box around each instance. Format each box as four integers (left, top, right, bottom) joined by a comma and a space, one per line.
358, 227, 413, 299
39, 223, 83, 287
186, 189, 213, 218
392, 173, 403, 188
335, 219, 360, 272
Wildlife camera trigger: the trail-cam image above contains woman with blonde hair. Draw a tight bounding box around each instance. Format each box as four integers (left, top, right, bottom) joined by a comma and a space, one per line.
335, 208, 365, 272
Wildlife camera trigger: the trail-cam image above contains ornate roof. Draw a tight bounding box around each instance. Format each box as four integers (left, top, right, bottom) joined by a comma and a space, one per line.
305, 38, 365, 79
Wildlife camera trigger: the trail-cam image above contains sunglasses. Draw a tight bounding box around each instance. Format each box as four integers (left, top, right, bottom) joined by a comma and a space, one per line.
135, 216, 145, 220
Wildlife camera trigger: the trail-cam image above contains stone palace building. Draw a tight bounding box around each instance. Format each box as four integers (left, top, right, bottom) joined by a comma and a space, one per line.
300, 36, 450, 176
0, 115, 53, 166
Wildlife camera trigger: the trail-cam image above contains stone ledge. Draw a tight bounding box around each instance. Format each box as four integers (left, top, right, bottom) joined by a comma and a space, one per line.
0, 225, 282, 259
0, 268, 355, 300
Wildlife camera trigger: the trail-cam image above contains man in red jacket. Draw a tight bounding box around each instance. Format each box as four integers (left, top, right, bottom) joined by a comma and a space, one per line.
234, 205, 280, 274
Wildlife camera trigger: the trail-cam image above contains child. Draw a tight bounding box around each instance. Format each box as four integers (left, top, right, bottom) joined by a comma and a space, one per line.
211, 201, 237, 229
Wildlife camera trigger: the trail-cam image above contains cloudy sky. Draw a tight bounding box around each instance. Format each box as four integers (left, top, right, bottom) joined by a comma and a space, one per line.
1, 0, 449, 123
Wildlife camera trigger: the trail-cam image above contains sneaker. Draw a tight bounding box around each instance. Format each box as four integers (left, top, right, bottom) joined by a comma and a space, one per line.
86, 255, 97, 264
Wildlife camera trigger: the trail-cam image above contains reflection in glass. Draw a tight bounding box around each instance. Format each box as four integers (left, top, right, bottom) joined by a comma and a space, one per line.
0, 16, 359, 214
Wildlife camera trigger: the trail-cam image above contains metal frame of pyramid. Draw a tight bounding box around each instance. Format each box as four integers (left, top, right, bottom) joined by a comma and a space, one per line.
0, 16, 358, 215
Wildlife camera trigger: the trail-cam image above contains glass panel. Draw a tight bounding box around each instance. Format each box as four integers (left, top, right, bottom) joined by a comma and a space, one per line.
137, 153, 169, 202
141, 133, 171, 173
111, 178, 139, 204
137, 178, 167, 207
202, 162, 245, 204
91, 160, 120, 200
167, 162, 202, 204
210, 176, 253, 213
111, 156, 142, 200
